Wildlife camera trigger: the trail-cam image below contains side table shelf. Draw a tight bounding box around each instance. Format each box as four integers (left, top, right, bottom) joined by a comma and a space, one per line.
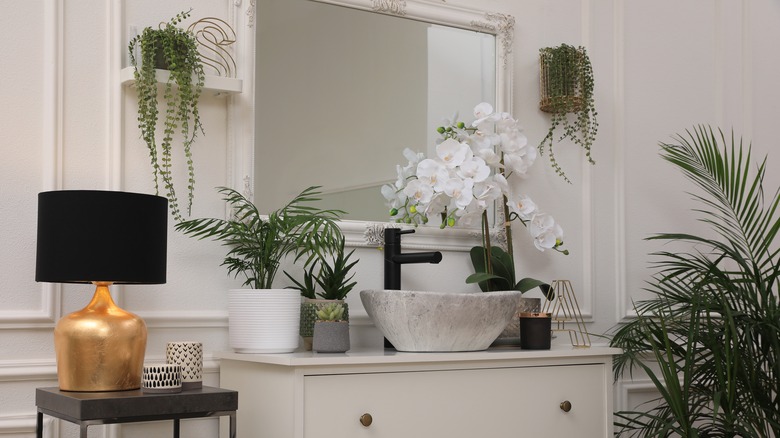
36, 386, 237, 438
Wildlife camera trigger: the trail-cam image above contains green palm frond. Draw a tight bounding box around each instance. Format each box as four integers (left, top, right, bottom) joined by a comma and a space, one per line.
610, 125, 780, 437
175, 186, 344, 289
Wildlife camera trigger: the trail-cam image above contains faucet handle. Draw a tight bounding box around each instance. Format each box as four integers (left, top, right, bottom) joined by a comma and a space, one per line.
384, 228, 414, 244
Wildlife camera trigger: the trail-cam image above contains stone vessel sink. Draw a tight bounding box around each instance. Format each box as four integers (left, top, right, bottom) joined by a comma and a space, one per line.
360, 289, 522, 352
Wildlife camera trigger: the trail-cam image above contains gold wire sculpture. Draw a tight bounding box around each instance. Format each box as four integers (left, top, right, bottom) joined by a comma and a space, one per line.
541, 280, 591, 347
187, 17, 237, 78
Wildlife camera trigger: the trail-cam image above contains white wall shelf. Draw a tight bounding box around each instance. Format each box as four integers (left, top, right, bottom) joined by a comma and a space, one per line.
120, 67, 242, 96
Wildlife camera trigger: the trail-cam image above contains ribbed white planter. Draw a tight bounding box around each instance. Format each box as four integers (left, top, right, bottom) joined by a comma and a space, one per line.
228, 289, 302, 353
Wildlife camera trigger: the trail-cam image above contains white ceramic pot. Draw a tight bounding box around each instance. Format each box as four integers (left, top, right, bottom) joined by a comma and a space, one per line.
228, 288, 301, 353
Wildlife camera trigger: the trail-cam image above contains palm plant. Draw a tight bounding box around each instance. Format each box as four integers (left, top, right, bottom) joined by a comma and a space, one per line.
286, 236, 358, 300
175, 186, 344, 289
610, 126, 780, 437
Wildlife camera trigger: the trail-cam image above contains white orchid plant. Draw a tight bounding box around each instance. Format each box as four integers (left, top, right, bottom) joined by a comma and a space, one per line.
381, 103, 567, 294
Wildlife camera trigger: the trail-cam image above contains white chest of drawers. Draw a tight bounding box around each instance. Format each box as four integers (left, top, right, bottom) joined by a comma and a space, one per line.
216, 346, 619, 438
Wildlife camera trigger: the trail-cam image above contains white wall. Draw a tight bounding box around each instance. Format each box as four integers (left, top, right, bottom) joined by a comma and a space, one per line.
2, 0, 780, 436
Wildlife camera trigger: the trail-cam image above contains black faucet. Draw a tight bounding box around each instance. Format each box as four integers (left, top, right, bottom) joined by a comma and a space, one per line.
383, 228, 442, 349
384, 228, 443, 290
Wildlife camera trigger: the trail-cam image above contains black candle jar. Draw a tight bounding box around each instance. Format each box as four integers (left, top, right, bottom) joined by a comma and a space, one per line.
519, 312, 552, 350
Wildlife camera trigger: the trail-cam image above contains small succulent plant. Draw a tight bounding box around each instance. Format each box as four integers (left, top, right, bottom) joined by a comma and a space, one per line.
316, 303, 345, 322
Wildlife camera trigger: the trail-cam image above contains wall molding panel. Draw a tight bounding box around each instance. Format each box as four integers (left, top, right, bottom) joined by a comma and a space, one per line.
0, 357, 221, 382
612, 0, 631, 323
0, 359, 57, 382
0, 415, 56, 438
0, 285, 58, 328
140, 310, 228, 328
0, 0, 67, 330
615, 378, 660, 414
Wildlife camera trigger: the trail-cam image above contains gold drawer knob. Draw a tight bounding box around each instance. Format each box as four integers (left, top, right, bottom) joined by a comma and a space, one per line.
359, 413, 373, 427
560, 400, 572, 412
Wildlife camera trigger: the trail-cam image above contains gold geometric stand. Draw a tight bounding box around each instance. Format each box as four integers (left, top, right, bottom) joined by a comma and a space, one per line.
187, 17, 237, 78
541, 279, 591, 347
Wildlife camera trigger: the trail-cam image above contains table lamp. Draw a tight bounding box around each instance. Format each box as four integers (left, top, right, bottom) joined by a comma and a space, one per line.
36, 190, 167, 392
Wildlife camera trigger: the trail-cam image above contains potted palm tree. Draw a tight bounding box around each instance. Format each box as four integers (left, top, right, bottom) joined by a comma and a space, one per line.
287, 236, 359, 350
610, 126, 780, 436
175, 186, 343, 353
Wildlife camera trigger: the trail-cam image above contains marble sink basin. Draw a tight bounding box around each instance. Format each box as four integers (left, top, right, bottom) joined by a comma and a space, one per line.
360, 289, 522, 352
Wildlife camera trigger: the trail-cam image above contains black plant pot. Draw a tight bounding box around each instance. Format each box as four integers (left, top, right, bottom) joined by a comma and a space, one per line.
519, 312, 552, 350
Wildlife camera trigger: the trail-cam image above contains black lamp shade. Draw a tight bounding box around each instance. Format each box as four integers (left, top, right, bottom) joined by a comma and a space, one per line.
36, 190, 168, 284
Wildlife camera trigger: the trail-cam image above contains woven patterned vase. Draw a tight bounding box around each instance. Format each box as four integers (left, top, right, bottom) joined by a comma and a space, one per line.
166, 342, 203, 390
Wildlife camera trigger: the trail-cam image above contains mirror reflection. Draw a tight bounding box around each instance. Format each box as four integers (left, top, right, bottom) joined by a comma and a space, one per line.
254, 0, 496, 221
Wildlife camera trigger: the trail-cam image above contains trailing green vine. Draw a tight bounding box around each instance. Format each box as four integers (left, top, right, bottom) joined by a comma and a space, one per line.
128, 9, 204, 222
538, 44, 598, 183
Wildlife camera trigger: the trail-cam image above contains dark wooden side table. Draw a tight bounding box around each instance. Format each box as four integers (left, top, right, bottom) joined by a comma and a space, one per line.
36, 386, 238, 438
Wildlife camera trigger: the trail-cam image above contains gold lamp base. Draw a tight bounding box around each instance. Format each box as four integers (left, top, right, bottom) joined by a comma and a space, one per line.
54, 282, 147, 391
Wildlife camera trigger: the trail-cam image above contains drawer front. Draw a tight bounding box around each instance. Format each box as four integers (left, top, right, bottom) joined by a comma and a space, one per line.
304, 364, 607, 438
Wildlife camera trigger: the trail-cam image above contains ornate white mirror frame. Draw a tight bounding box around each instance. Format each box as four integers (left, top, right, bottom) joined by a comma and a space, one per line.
228, 0, 515, 251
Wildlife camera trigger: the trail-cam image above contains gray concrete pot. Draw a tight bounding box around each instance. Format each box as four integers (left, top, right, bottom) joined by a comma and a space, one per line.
300, 299, 348, 351
312, 321, 350, 353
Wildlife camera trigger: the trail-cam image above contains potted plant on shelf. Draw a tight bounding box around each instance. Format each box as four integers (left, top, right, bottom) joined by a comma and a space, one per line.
382, 102, 568, 345
312, 303, 350, 353
128, 9, 205, 222
287, 236, 359, 350
175, 186, 344, 353
610, 126, 779, 437
538, 44, 597, 183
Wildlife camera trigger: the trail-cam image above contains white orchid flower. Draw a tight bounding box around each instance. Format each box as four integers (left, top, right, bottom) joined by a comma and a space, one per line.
436, 138, 471, 169
472, 181, 503, 205
403, 148, 425, 166
507, 194, 538, 221
474, 102, 494, 119
499, 128, 528, 154
504, 152, 532, 176
468, 130, 494, 151
529, 214, 563, 251
492, 173, 511, 196
403, 179, 435, 205
472, 102, 500, 127
457, 156, 491, 183
476, 149, 503, 168
424, 192, 448, 217
382, 103, 564, 253
443, 177, 474, 210
416, 159, 448, 192
455, 201, 487, 227
494, 114, 518, 132
393, 163, 412, 189
381, 184, 399, 203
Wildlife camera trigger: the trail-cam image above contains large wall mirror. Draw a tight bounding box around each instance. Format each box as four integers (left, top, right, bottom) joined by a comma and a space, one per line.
246, 0, 514, 249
